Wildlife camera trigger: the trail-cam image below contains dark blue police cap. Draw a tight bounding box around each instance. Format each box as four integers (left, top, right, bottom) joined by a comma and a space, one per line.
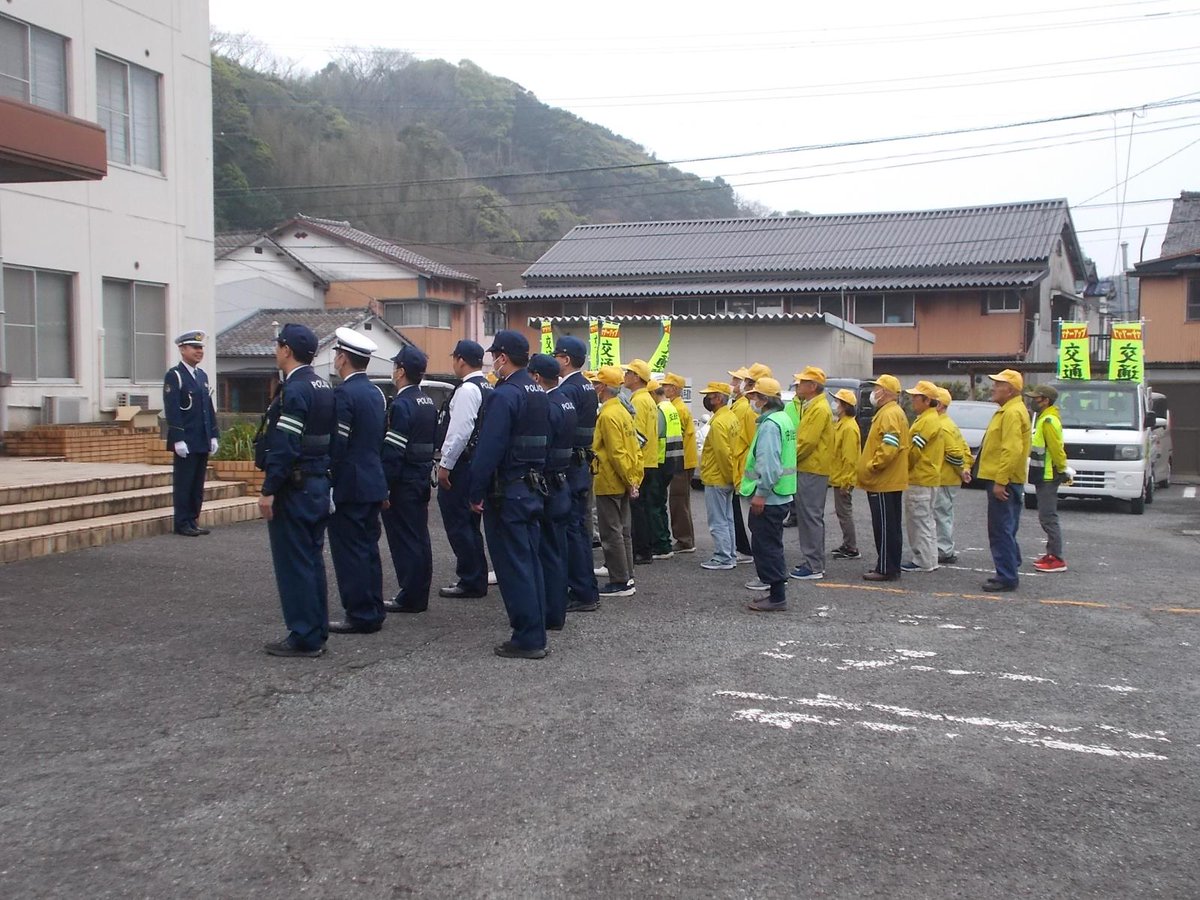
451, 339, 484, 366
528, 353, 561, 379
276, 323, 318, 357
486, 329, 529, 357
553, 335, 587, 360
392, 345, 428, 374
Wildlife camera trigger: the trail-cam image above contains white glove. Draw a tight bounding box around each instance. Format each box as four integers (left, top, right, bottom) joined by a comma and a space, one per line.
209, 438, 219, 454
174, 441, 189, 458
1063, 466, 1076, 484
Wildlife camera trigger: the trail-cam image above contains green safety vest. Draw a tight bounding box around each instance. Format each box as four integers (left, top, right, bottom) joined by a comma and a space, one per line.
739, 409, 797, 496
784, 396, 802, 429
1030, 408, 1063, 481
658, 400, 684, 465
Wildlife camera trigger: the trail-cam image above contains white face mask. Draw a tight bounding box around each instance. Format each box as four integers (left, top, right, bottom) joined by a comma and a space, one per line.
750, 399, 765, 413
870, 390, 882, 407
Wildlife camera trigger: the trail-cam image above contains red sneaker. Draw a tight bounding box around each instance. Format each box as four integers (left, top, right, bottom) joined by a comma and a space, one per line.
1034, 555, 1067, 573
1032, 553, 1050, 566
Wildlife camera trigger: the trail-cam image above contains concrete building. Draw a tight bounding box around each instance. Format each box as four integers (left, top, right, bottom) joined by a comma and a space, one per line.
1, 0, 213, 431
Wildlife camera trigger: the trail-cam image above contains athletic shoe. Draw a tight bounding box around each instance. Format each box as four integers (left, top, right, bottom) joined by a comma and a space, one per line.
701, 558, 736, 570
672, 543, 696, 554
599, 581, 636, 597
594, 565, 609, 578
901, 562, 938, 573
744, 578, 770, 591
566, 599, 600, 612
831, 547, 861, 560
789, 564, 824, 580
651, 550, 675, 560
1033, 555, 1068, 573
736, 552, 754, 564
748, 598, 788, 612
1032, 553, 1050, 566
937, 553, 959, 565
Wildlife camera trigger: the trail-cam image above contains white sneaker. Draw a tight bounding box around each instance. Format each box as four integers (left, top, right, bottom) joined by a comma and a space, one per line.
594, 566, 609, 578
736, 552, 754, 564
701, 559, 736, 570
487, 570, 497, 585
744, 578, 770, 591
651, 550, 674, 560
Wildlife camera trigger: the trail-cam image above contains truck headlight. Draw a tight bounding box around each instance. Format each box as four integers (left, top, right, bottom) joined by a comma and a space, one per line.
1117, 444, 1142, 460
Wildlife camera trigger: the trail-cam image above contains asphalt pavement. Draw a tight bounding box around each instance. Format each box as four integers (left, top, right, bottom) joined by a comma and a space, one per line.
3, 484, 1199, 898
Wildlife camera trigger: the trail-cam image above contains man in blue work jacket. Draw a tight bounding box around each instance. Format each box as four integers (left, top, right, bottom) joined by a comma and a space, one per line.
381, 346, 439, 614
256, 324, 336, 658
552, 335, 601, 613
529, 353, 577, 631
327, 328, 389, 635
163, 330, 219, 536
469, 330, 551, 659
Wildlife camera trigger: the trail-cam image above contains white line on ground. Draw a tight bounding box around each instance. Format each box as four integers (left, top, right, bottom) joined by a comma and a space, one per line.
1184, 486, 1196, 499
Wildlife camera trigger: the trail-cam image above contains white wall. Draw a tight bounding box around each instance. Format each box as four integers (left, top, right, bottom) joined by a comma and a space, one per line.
272, 232, 420, 285
215, 244, 324, 332
0, 0, 212, 428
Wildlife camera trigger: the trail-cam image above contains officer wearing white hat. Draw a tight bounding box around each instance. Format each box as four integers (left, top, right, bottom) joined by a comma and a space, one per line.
327, 327, 390, 635
163, 330, 219, 536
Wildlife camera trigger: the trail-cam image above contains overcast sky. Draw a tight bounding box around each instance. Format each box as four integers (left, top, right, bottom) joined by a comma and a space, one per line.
208, 0, 1200, 276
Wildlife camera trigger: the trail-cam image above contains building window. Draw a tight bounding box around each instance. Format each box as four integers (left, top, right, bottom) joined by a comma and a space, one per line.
755, 297, 785, 315
697, 298, 727, 316
102, 279, 166, 382
97, 53, 161, 171
382, 300, 453, 329
0, 14, 67, 112
1188, 277, 1200, 322
673, 299, 699, 316
854, 292, 914, 325
817, 295, 845, 317
586, 300, 613, 318
483, 302, 506, 335
986, 290, 1021, 313
2, 266, 73, 380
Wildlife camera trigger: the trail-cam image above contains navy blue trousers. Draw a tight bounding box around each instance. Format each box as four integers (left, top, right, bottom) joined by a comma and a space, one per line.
749, 503, 789, 602
328, 500, 384, 626
172, 451, 208, 531
382, 479, 433, 612
267, 477, 331, 651
483, 486, 547, 651
987, 486, 1024, 586
540, 479, 572, 629
867, 490, 904, 576
565, 476, 599, 606
437, 460, 488, 594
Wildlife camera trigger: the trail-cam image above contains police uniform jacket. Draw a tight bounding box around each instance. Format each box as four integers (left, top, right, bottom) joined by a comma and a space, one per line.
163, 362, 218, 452
259, 365, 335, 495
468, 368, 550, 505
383, 384, 439, 485
545, 387, 578, 480
330, 371, 388, 504
558, 370, 597, 492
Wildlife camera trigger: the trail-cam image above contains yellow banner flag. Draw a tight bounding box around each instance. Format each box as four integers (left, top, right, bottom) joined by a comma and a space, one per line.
597, 320, 621, 369
588, 318, 600, 368
648, 318, 672, 375
1108, 322, 1144, 382
1057, 322, 1090, 380
540, 319, 554, 355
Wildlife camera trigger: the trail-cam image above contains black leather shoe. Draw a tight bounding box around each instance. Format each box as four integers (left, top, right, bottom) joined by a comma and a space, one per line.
263, 639, 325, 658
193, 526, 211, 535
938, 554, 958, 564
566, 599, 600, 613
175, 526, 202, 537
328, 620, 382, 634
382, 592, 405, 612
546, 622, 564, 631
863, 571, 900, 582
983, 580, 1018, 592
391, 605, 427, 614
439, 585, 486, 598
494, 641, 548, 659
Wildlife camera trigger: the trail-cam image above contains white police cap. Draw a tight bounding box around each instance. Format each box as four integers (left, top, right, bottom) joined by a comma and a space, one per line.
333, 326, 377, 359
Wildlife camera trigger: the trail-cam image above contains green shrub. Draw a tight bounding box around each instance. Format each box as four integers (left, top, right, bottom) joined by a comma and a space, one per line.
212, 421, 258, 460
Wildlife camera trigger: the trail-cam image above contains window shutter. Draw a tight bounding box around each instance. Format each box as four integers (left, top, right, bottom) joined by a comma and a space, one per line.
30, 28, 66, 112
130, 65, 160, 170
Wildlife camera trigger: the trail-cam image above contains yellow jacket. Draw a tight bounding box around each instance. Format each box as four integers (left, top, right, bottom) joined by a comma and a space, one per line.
937, 413, 974, 487
830, 415, 861, 489
630, 387, 659, 470
977, 396, 1032, 486
731, 395, 757, 473
907, 407, 945, 487
672, 396, 698, 470
856, 399, 909, 492
700, 404, 745, 487
796, 393, 834, 476
592, 396, 643, 496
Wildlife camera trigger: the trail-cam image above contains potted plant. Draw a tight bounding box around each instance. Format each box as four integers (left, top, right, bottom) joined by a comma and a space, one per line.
209, 421, 265, 492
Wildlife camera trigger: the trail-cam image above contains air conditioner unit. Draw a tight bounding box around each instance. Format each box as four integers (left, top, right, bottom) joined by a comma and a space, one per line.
41, 396, 86, 425
116, 392, 151, 409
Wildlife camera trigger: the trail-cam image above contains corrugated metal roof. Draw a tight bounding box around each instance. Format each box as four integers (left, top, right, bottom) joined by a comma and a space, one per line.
523, 200, 1076, 281
525, 312, 876, 343
218, 308, 397, 357
498, 271, 1046, 302
294, 215, 478, 282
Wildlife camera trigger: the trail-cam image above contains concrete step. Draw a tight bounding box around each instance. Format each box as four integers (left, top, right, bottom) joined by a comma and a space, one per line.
0, 480, 245, 532
0, 467, 214, 506
0, 495, 263, 564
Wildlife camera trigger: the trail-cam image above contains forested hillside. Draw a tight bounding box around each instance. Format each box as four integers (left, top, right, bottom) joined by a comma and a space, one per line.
212, 45, 754, 258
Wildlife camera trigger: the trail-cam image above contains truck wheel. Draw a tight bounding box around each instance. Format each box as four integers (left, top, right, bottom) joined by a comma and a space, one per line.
1024, 493, 1037, 511
1130, 485, 1146, 515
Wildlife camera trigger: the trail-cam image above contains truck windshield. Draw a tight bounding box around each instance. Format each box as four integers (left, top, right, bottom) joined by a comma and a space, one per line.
1054, 384, 1139, 430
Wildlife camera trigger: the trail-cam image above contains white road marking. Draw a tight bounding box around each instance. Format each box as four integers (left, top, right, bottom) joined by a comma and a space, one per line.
1184, 486, 1196, 499
1004, 736, 1167, 761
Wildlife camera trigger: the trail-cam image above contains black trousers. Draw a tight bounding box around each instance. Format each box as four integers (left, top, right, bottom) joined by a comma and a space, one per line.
867, 490, 904, 576
732, 492, 752, 555
383, 480, 433, 611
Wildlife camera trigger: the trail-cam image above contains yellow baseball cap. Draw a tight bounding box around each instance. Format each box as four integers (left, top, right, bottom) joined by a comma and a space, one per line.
867, 374, 901, 394
935, 387, 952, 407
746, 376, 782, 398
588, 365, 623, 387
661, 372, 685, 389
792, 365, 827, 386
698, 381, 732, 395
648, 379, 663, 393
727, 366, 750, 380
904, 379, 941, 400
988, 369, 1024, 390
621, 359, 652, 382
746, 362, 773, 381
831, 388, 857, 408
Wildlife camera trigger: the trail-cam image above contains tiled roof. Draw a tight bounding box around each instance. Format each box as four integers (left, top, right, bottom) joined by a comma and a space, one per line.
215, 231, 262, 258
498, 271, 1046, 302
218, 308, 386, 357
293, 215, 478, 282
526, 312, 876, 343
522, 200, 1081, 281
1159, 191, 1200, 257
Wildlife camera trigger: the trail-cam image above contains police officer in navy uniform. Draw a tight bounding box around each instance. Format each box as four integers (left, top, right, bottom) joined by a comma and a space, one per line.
553, 336, 601, 612
163, 330, 219, 536
529, 353, 577, 631
327, 328, 389, 635
381, 346, 440, 614
257, 324, 336, 658
469, 330, 551, 659
436, 340, 494, 599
